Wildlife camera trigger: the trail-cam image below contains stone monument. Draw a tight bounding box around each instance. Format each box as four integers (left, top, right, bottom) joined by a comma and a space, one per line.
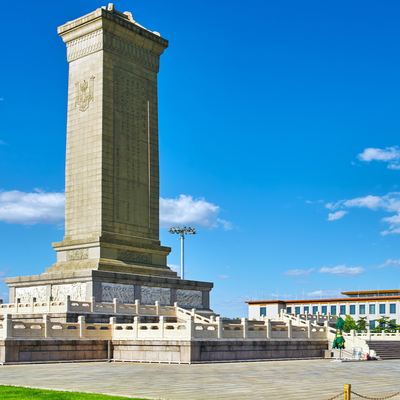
6, 4, 213, 311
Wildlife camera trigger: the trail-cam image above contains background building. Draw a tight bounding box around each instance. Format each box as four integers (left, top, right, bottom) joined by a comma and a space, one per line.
246, 290, 400, 329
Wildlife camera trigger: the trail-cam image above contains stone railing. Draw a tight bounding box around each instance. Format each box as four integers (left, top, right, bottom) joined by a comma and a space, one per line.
275, 313, 373, 357
277, 311, 337, 326
0, 314, 330, 342
0, 297, 198, 321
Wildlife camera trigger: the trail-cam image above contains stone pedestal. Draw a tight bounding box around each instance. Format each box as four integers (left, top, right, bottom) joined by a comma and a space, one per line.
6, 5, 213, 309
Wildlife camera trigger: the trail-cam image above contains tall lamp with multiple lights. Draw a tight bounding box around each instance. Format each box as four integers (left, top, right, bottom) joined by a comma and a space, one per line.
168, 226, 196, 279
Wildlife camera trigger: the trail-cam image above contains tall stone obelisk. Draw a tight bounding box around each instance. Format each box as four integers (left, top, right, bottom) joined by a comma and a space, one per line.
49, 3, 174, 277
6, 4, 213, 309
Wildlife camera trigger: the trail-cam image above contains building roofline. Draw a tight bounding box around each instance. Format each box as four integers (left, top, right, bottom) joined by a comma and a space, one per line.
341, 290, 400, 295
246, 296, 400, 305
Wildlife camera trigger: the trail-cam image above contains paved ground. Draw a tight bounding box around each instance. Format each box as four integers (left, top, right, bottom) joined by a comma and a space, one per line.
0, 359, 399, 399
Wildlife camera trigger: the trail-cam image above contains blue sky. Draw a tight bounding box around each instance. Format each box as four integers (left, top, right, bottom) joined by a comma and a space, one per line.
2, 1, 400, 317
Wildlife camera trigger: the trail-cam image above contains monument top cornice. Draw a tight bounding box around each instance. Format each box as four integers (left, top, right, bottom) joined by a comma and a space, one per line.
58, 3, 168, 55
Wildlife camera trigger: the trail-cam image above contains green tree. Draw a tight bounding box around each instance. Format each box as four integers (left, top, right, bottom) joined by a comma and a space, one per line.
356, 316, 368, 332
342, 315, 357, 333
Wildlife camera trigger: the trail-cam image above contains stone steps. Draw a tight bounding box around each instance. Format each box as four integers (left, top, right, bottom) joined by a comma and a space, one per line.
367, 341, 400, 359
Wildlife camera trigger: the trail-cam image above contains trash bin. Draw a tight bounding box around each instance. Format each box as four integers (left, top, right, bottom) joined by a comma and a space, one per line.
353, 347, 362, 360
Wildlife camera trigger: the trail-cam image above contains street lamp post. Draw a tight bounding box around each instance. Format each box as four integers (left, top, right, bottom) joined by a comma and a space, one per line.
168, 226, 196, 279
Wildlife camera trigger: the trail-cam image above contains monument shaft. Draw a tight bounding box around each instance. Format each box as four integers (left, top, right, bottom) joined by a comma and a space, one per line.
50, 5, 173, 276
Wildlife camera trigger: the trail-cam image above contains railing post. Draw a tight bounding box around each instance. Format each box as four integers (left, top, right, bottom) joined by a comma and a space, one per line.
113, 298, 118, 314
135, 299, 140, 315
307, 320, 312, 339
47, 296, 52, 312
280, 309, 284, 319
241, 318, 248, 339
134, 316, 140, 339
210, 315, 215, 323
66, 295, 71, 312
31, 297, 36, 313
216, 316, 223, 339
159, 316, 165, 339
296, 315, 300, 325
187, 315, 194, 339
43, 314, 51, 338
191, 308, 196, 317
91, 296, 96, 313
287, 319, 292, 339
3, 314, 12, 338
344, 384, 351, 400
174, 302, 178, 316
265, 318, 271, 339
78, 316, 85, 338
155, 301, 160, 315
351, 329, 356, 339
109, 317, 116, 339
366, 326, 371, 341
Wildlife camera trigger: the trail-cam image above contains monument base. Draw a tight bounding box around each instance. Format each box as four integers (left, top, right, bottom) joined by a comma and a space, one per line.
6, 270, 213, 310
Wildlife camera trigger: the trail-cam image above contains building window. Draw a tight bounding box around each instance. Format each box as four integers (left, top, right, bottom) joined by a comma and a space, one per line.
359, 304, 365, 315
304, 306, 309, 313
322, 306, 327, 315
340, 305, 346, 315
286, 307, 292, 314
260, 307, 266, 316
370, 320, 376, 329
295, 307, 300, 315
390, 304, 396, 314
313, 306, 318, 314
369, 304, 375, 314
350, 305, 355, 315
379, 304, 386, 314
331, 306, 337, 315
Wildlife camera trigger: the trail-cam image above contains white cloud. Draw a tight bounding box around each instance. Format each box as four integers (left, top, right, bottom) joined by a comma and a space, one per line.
327, 210, 348, 221
217, 218, 233, 230
0, 191, 232, 230
167, 264, 181, 275
0, 190, 65, 225
285, 268, 314, 277
160, 194, 230, 230
343, 195, 382, 209
325, 192, 400, 234
218, 275, 229, 279
379, 259, 400, 268
305, 200, 313, 204
319, 264, 364, 277
358, 146, 400, 162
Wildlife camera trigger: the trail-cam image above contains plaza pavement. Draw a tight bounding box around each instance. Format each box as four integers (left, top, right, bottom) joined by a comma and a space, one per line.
0, 359, 399, 399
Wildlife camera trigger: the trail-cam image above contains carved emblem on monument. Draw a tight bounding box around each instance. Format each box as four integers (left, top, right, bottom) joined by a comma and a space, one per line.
75, 76, 95, 111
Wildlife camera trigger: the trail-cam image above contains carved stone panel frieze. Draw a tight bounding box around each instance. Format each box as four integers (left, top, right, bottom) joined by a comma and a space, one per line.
101, 283, 135, 303
141, 286, 170, 305
15, 286, 47, 302
52, 283, 86, 301
176, 290, 203, 308
67, 248, 89, 261
66, 29, 103, 62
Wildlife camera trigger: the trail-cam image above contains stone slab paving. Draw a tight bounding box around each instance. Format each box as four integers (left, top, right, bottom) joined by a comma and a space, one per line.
0, 360, 400, 399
